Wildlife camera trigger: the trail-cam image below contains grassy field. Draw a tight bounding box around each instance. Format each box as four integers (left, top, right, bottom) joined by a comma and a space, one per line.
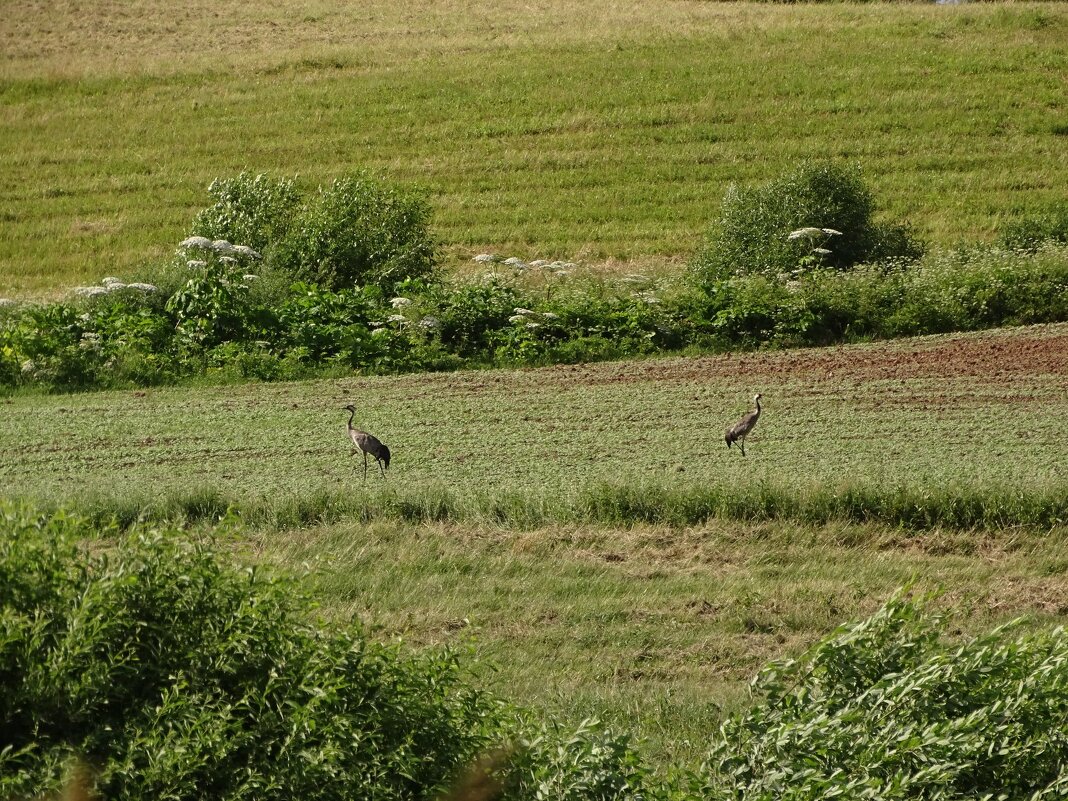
3, 324, 1067, 763
3, 1, 1067, 294
3, 323, 1066, 511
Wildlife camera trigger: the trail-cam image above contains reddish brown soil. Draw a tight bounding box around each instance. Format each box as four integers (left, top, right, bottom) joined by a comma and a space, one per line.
533, 325, 1068, 388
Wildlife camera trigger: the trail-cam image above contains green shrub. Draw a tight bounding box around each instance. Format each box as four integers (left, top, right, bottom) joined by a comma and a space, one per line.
0, 504, 499, 801
275, 174, 438, 293
190, 172, 302, 254
702, 593, 1068, 800
999, 201, 1068, 251
690, 162, 925, 287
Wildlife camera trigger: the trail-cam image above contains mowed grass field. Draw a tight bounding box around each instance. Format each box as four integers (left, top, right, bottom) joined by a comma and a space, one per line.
3, 324, 1067, 763
2, 1, 1067, 294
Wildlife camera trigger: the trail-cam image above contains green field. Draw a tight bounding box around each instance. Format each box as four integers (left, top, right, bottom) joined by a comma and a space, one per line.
3, 324, 1067, 763
2, 1, 1067, 295
4, 0, 1068, 779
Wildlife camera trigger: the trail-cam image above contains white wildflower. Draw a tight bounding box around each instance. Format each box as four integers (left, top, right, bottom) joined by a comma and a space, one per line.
232, 244, 262, 259
187, 260, 207, 269
530, 259, 550, 268
211, 239, 236, 253
241, 274, 258, 282
524, 322, 542, 330
622, 274, 650, 285
541, 312, 559, 320
822, 228, 843, 236
371, 327, 389, 337
104, 282, 127, 292
179, 235, 213, 250
387, 314, 408, 325
419, 316, 440, 330
126, 283, 158, 292
74, 286, 108, 297
390, 297, 412, 308
473, 254, 498, 263
220, 256, 238, 264
813, 248, 833, 255
788, 227, 824, 241
101, 276, 122, 285
79, 332, 101, 350
512, 307, 536, 316
503, 257, 528, 269
21, 359, 36, 374
508, 315, 526, 324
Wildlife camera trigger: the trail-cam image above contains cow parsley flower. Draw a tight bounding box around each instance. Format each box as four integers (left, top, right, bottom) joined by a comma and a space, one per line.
788, 227, 824, 241
179, 236, 213, 250
473, 254, 498, 263
391, 297, 412, 308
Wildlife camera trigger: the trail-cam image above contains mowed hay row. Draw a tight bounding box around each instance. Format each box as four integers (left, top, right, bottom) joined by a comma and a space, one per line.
2, 324, 1066, 531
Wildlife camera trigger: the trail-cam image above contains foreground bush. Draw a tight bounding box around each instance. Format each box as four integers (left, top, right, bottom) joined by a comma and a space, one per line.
690, 162, 924, 287
701, 593, 1068, 800
0, 506, 498, 800
0, 504, 656, 801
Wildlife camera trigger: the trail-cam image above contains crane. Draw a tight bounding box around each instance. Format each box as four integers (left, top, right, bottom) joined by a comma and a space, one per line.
725, 393, 762, 456
343, 405, 391, 479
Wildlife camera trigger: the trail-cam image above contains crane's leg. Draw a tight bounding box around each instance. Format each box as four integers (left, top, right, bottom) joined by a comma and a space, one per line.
378, 458, 386, 479
740, 436, 746, 457
362, 451, 369, 481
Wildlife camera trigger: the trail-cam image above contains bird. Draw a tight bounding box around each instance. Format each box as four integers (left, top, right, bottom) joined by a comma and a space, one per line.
343, 405, 391, 479
725, 393, 762, 456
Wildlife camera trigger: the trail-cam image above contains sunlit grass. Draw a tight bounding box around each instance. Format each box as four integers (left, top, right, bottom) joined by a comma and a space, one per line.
2, 2, 1066, 294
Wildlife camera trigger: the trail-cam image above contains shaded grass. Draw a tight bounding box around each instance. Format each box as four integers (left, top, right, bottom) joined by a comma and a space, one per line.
23, 479, 1068, 534
2, 2, 1067, 294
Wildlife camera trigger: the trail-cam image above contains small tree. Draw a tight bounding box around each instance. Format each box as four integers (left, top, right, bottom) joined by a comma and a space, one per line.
691, 162, 924, 288
276, 174, 438, 294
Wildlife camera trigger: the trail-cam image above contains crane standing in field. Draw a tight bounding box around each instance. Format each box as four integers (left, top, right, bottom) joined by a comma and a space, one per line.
725, 393, 762, 456
344, 404, 391, 479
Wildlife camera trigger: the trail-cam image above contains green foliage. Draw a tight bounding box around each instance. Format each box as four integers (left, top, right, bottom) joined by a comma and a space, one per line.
702, 593, 1068, 799
166, 256, 259, 349
999, 202, 1068, 252
191, 172, 302, 254
0, 503, 499, 801
274, 174, 438, 293
695, 242, 1068, 348
503, 718, 650, 801
690, 162, 925, 287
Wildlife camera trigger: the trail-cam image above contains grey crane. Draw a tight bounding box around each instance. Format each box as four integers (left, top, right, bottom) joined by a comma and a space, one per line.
343, 405, 391, 479
725, 393, 762, 456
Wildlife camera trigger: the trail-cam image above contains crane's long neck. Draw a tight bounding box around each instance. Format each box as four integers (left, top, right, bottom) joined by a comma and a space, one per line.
753, 396, 761, 416
346, 408, 356, 430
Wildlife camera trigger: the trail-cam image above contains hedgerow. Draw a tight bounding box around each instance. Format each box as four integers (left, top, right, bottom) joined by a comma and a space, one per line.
3, 169, 1068, 394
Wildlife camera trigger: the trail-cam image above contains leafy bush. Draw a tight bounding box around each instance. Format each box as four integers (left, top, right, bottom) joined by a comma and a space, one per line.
0, 503, 668, 801
690, 162, 925, 287
702, 593, 1068, 800
999, 201, 1068, 251
0, 504, 499, 801
274, 174, 438, 293
190, 172, 301, 255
